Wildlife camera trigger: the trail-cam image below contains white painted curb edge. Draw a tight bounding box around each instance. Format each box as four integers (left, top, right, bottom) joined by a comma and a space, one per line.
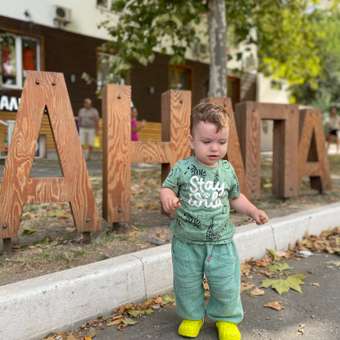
1, 202, 339, 340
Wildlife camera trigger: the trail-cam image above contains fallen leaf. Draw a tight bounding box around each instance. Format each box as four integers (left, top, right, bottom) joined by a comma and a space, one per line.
122, 317, 138, 326
255, 256, 272, 267
249, 287, 265, 296
257, 268, 274, 278
267, 262, 291, 272
144, 308, 154, 315
22, 227, 37, 235
127, 309, 145, 318
241, 262, 252, 276
154, 296, 164, 305
162, 294, 175, 304
297, 323, 305, 335
275, 250, 292, 259
241, 282, 255, 293
326, 260, 340, 268
267, 249, 280, 261
86, 327, 96, 337
311, 282, 320, 287
261, 274, 305, 294
286, 274, 305, 293
107, 318, 123, 327
66, 335, 78, 340
264, 301, 284, 311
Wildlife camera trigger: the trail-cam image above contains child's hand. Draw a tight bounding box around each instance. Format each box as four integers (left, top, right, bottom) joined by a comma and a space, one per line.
250, 209, 268, 225
160, 188, 181, 215
162, 196, 181, 215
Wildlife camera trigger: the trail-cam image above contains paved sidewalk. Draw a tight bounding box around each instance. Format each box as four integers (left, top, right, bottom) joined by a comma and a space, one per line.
92, 253, 339, 340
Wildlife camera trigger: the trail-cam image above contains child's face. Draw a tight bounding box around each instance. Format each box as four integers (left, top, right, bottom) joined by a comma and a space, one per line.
190, 121, 229, 167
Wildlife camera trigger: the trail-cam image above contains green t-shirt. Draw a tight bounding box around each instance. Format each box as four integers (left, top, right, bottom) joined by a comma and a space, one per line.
162, 156, 240, 244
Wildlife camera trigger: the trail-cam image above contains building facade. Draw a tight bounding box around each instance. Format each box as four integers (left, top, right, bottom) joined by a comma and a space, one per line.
0, 0, 288, 155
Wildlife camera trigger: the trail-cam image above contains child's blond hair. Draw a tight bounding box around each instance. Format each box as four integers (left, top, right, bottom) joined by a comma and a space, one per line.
190, 102, 230, 134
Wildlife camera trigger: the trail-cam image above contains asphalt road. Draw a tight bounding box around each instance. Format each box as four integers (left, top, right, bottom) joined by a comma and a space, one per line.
93, 253, 339, 340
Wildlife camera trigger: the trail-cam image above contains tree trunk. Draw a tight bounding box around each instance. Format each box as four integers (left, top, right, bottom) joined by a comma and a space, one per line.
208, 0, 227, 97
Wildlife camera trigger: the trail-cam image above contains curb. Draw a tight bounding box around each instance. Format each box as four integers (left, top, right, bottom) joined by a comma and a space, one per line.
1, 202, 339, 340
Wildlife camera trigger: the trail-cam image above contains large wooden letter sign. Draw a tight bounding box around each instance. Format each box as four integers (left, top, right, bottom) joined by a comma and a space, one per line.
235, 102, 299, 198
0, 72, 99, 248
102, 85, 191, 224
298, 108, 331, 192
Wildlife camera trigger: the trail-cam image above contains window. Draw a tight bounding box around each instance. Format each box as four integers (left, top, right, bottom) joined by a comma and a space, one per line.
0, 32, 40, 89
169, 65, 192, 90
1, 34, 16, 87
22, 38, 39, 83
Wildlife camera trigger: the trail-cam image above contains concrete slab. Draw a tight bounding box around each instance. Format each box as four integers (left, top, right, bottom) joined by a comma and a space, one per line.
271, 202, 340, 250
132, 244, 173, 298
0, 254, 145, 340
234, 223, 276, 261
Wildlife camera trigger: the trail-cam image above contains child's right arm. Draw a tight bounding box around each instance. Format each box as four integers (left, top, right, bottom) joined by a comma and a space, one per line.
160, 188, 181, 215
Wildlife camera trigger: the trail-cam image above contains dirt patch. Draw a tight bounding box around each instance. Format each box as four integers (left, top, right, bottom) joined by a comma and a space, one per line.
0, 155, 339, 286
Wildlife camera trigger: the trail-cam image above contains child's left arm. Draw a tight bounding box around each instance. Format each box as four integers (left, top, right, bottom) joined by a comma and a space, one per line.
230, 193, 268, 225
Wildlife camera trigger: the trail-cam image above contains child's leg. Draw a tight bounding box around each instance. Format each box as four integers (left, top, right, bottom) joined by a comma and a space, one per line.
172, 237, 206, 320
205, 240, 243, 324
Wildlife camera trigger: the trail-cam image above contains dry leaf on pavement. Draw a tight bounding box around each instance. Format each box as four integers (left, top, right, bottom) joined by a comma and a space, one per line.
264, 301, 284, 311
254, 256, 272, 268
297, 323, 305, 335
261, 274, 305, 294
249, 287, 265, 296
267, 262, 291, 273
241, 282, 255, 293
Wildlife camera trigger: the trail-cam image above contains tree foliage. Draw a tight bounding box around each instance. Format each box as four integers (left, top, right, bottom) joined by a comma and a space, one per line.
101, 0, 335, 88
291, 7, 340, 111
101, 1, 208, 77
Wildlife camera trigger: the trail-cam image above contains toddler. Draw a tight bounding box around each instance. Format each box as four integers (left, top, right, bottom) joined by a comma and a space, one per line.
160, 103, 268, 340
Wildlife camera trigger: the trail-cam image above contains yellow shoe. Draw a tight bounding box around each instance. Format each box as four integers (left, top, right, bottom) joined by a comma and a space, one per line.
178, 319, 204, 338
216, 321, 241, 340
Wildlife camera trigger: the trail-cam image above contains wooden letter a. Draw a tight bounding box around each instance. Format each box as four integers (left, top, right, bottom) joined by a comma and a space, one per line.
0, 71, 99, 240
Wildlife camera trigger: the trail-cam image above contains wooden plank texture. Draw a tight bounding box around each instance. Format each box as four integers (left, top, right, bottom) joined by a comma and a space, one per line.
235, 102, 261, 198
235, 101, 299, 198
272, 105, 299, 197
161, 90, 191, 182
0, 71, 99, 239
103, 87, 191, 224
102, 84, 131, 223
298, 109, 331, 192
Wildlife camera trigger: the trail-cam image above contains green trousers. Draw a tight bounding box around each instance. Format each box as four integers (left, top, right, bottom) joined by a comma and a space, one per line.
172, 236, 243, 323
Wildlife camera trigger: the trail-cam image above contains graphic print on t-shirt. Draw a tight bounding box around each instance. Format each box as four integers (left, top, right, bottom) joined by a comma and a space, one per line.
206, 216, 221, 241
188, 174, 226, 209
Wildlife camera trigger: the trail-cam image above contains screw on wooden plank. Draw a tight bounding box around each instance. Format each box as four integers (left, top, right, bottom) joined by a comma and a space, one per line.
81, 231, 91, 244
3, 238, 12, 254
